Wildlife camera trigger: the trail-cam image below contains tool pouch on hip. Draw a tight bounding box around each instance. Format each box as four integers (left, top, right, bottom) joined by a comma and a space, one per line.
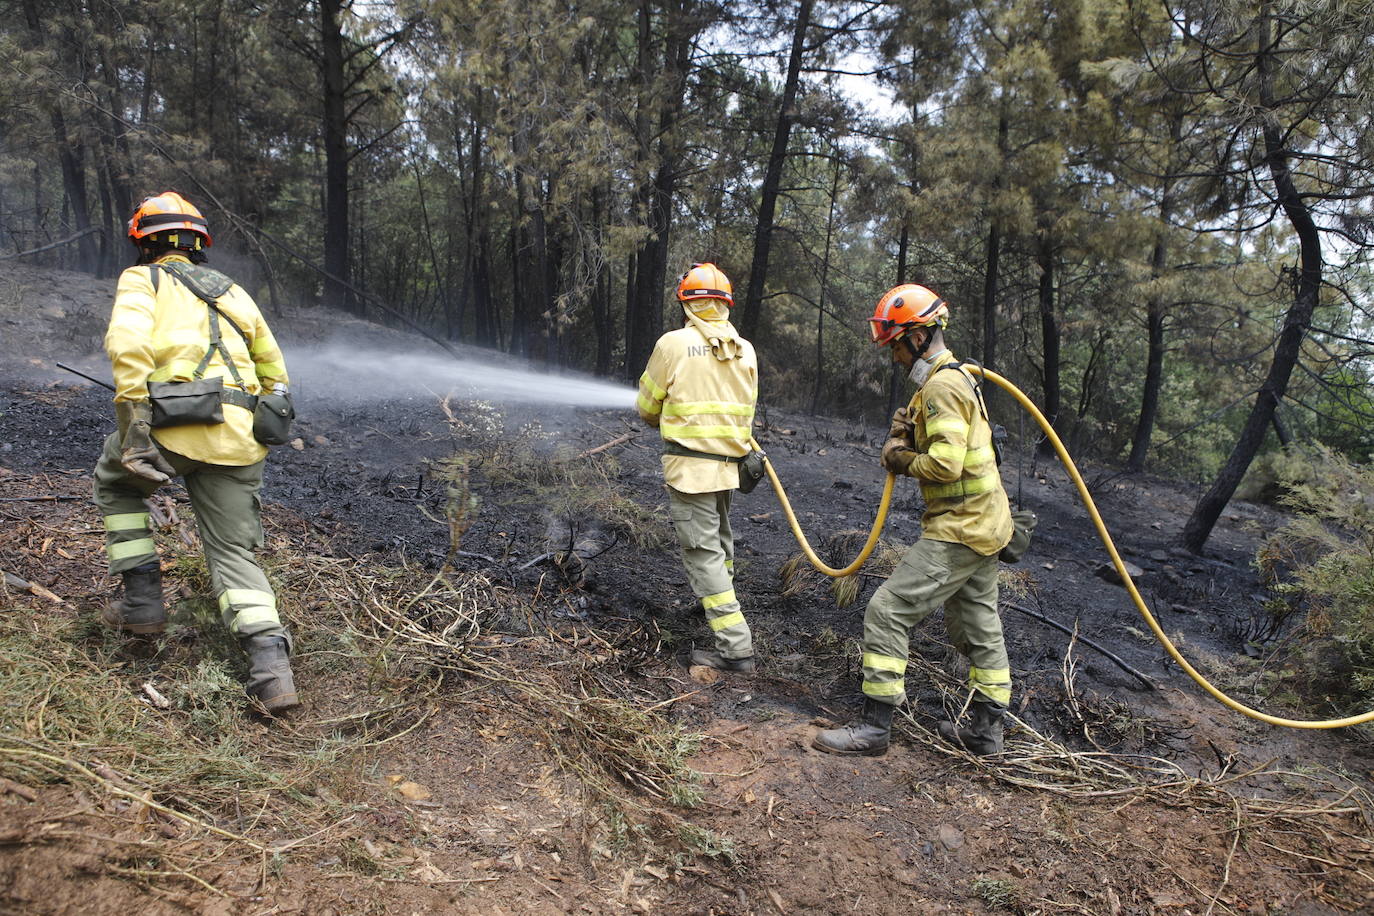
148, 377, 225, 427
738, 449, 767, 494
252, 392, 295, 446
999, 508, 1038, 563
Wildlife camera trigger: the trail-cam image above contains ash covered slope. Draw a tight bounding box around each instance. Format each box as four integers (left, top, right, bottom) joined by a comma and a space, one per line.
4, 260, 1374, 914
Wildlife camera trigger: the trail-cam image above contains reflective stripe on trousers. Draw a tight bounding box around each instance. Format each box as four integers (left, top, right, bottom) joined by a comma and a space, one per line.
668, 486, 751, 659
218, 587, 281, 636
969, 666, 1011, 705
102, 510, 156, 568
860, 537, 1009, 706
92, 431, 284, 638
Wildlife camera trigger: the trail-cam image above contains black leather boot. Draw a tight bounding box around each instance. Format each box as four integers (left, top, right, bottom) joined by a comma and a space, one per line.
101, 561, 167, 634
812, 698, 895, 756
241, 634, 301, 715
937, 700, 1006, 755
690, 648, 757, 673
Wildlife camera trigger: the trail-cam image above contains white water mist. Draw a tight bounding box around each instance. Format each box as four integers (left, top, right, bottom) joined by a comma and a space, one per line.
285, 342, 637, 410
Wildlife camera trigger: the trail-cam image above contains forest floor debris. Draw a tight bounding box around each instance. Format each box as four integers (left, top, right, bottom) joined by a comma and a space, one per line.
3, 463, 1374, 914
4, 285, 1374, 912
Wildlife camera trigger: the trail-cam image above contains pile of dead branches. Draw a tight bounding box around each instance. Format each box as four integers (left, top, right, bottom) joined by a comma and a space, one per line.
336, 557, 742, 860
899, 645, 1374, 912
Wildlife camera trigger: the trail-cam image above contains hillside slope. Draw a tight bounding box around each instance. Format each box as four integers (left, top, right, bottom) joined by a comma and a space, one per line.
2, 262, 1372, 915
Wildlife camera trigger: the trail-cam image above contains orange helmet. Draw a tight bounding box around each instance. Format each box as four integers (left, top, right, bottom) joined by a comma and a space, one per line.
676, 262, 733, 306
127, 192, 212, 247
868, 284, 948, 346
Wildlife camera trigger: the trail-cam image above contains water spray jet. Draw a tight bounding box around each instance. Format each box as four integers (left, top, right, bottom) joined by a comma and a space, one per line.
286, 342, 637, 410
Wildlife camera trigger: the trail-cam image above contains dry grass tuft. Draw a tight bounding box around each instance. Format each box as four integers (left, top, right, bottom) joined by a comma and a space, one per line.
439, 416, 669, 550
780, 531, 908, 608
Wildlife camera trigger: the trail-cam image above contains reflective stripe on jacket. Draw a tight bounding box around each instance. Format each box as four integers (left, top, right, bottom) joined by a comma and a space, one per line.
637, 324, 758, 493
908, 351, 1012, 556
105, 254, 288, 466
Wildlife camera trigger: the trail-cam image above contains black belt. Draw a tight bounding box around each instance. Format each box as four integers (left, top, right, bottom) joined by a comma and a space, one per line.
221, 388, 258, 412
663, 441, 743, 463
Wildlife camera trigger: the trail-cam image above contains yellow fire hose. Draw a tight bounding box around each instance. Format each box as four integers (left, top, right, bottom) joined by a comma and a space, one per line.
757, 368, 1374, 730
751, 445, 899, 578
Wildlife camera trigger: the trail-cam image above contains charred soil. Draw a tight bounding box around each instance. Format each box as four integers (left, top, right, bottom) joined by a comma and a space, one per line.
2, 263, 1373, 915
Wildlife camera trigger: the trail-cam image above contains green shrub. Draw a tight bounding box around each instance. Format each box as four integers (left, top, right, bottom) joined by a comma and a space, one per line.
1259, 446, 1374, 710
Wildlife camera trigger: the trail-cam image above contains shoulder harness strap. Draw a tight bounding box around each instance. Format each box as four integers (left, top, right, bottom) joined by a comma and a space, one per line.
937, 360, 1005, 466
156, 261, 252, 391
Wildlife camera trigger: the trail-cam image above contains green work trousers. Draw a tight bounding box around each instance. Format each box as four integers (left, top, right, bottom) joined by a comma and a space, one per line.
667, 486, 752, 659
93, 432, 284, 639
861, 537, 1010, 707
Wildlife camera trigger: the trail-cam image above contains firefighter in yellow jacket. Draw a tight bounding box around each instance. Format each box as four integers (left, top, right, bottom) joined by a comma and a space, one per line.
814, 285, 1013, 756
637, 263, 759, 672
95, 191, 299, 714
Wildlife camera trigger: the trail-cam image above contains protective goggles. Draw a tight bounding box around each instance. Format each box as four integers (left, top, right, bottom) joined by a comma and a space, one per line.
868, 317, 919, 344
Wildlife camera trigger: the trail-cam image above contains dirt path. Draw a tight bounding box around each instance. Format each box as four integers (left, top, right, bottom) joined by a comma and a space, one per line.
3, 264, 1373, 914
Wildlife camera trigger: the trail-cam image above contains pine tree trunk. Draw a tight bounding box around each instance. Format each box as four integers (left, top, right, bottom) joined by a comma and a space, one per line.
811, 160, 840, 415
1127, 301, 1166, 472
320, 0, 354, 313
22, 0, 97, 272
623, 252, 640, 378
1037, 224, 1060, 453
624, 0, 692, 379
886, 221, 911, 418
592, 186, 612, 377
1127, 114, 1182, 473
738, 0, 814, 340
1182, 12, 1322, 553
980, 111, 1008, 412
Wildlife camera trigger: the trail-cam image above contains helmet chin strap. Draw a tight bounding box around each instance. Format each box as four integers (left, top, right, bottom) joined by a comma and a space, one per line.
902, 329, 933, 362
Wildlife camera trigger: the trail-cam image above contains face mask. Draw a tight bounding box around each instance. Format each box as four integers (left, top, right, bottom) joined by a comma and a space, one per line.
908, 348, 950, 387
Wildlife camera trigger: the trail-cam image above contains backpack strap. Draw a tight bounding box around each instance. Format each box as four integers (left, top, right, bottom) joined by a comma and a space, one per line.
155, 261, 253, 396
938, 360, 1004, 466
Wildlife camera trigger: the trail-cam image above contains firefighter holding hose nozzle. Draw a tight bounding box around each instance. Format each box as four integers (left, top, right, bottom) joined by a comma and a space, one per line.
94, 191, 300, 716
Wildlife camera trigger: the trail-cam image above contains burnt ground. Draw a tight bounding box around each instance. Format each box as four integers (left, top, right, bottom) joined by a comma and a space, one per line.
2, 262, 1373, 915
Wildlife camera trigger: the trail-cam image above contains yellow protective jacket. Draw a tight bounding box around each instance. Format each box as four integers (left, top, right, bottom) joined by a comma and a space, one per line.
906, 350, 1012, 556
105, 254, 288, 466
637, 323, 758, 494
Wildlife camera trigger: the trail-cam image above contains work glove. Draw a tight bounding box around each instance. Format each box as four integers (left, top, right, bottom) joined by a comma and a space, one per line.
887, 407, 915, 445
880, 437, 918, 476
115, 400, 176, 487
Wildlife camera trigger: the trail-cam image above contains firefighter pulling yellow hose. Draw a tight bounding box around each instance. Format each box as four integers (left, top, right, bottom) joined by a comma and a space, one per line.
758, 369, 1374, 730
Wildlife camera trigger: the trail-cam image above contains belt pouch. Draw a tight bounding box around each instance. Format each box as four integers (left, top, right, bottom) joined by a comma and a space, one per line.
252, 392, 295, 446
998, 509, 1038, 563
737, 449, 767, 494
148, 377, 225, 427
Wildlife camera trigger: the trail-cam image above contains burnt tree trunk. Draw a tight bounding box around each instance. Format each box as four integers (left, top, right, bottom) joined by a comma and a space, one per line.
592, 185, 613, 376
320, 0, 354, 312
1182, 13, 1322, 553
738, 0, 813, 340
1127, 303, 1167, 471
1127, 113, 1183, 473
623, 0, 694, 379
886, 219, 913, 418
980, 112, 1008, 377
633, 159, 675, 367
22, 0, 97, 272
811, 158, 840, 415
1036, 220, 1061, 454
